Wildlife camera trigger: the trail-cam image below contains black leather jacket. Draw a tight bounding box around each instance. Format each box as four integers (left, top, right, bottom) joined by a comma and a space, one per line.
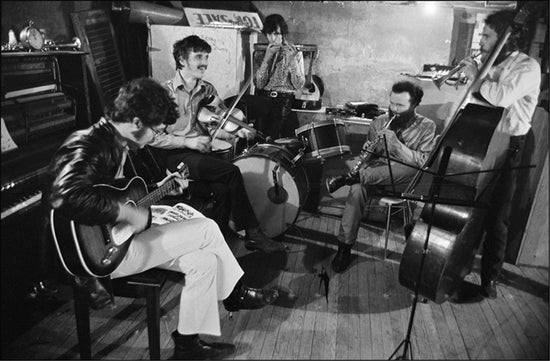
46, 118, 126, 225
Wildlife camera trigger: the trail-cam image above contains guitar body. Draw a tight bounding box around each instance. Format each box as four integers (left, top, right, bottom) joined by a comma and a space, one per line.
50, 177, 148, 277
293, 75, 324, 110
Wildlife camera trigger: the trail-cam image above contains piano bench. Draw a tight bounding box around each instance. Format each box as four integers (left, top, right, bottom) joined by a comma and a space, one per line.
72, 268, 167, 360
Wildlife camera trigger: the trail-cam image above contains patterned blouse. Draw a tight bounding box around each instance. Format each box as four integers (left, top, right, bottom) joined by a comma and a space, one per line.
254, 43, 305, 92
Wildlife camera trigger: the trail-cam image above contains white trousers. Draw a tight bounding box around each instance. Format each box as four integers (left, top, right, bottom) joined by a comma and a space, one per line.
111, 217, 244, 336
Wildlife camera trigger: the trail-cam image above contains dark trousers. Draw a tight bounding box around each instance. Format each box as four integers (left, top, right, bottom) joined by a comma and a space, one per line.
481, 135, 526, 283
254, 95, 298, 140
338, 161, 416, 244
153, 148, 260, 232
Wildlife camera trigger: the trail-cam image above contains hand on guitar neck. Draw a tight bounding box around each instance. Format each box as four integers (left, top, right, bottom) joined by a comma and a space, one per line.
113, 163, 189, 239
50, 162, 190, 277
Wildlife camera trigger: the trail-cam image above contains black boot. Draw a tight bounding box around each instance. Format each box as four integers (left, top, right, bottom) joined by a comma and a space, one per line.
223, 280, 279, 312
326, 175, 347, 194
172, 332, 235, 360
331, 242, 353, 273
245, 227, 286, 253
326, 173, 360, 194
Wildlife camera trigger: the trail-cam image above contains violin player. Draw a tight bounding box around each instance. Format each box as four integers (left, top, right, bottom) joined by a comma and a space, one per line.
149, 35, 286, 254
458, 10, 541, 299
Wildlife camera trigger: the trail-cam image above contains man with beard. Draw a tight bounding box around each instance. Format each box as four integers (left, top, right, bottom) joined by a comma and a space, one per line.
458, 10, 540, 299
327, 81, 437, 273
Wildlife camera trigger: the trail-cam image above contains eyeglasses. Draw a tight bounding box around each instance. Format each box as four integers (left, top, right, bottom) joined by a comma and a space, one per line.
150, 126, 166, 138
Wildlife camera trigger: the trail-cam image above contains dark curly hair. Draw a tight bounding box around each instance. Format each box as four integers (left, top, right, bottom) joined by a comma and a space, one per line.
107, 77, 178, 127
173, 35, 212, 70
484, 10, 524, 52
262, 14, 288, 36
391, 81, 424, 107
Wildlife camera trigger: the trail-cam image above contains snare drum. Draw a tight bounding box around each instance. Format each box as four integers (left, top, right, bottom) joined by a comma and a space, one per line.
211, 139, 233, 161
232, 144, 309, 237
295, 119, 350, 162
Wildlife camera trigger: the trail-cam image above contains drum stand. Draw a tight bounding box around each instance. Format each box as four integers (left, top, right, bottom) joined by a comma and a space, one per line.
389, 146, 452, 360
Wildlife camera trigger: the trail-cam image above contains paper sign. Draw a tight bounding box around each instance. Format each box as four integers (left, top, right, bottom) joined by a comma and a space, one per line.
184, 8, 262, 32
1, 117, 18, 153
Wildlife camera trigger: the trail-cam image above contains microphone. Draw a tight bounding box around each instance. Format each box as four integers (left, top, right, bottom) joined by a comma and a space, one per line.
267, 164, 288, 204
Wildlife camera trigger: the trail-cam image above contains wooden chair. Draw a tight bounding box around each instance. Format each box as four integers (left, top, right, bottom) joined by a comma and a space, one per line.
72, 268, 167, 360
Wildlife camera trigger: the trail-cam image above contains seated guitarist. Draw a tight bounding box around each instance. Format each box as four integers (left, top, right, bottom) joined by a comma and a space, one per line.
46, 77, 279, 360
254, 13, 305, 139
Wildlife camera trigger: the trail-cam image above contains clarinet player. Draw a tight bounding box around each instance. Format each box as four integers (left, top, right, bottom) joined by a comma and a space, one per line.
326, 80, 437, 273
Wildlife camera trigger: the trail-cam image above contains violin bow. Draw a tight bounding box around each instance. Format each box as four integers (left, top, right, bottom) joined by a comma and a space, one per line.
211, 73, 255, 140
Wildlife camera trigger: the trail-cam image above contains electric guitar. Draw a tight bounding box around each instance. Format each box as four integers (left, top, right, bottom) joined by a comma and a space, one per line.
50, 163, 189, 278
293, 50, 324, 110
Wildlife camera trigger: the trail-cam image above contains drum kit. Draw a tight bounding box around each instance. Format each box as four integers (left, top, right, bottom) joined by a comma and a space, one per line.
219, 118, 351, 237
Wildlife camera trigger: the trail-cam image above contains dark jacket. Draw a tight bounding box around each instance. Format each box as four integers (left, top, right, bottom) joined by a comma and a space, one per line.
45, 118, 130, 308
46, 118, 126, 225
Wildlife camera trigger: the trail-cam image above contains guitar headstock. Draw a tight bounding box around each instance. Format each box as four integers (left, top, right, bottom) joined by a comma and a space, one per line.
176, 162, 190, 180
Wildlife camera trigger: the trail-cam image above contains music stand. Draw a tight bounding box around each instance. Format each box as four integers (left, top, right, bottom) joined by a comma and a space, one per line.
389, 146, 453, 360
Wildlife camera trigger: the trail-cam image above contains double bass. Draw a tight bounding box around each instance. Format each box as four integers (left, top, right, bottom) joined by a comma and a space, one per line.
398, 5, 531, 304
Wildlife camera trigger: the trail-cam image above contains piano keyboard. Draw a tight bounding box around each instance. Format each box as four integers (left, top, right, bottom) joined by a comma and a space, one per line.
1, 191, 42, 220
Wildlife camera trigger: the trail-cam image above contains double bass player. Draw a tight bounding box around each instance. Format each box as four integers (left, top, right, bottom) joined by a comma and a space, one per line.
458, 10, 541, 299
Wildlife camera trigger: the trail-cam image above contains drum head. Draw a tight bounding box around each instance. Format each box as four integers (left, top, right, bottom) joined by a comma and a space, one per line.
274, 137, 301, 146
233, 152, 301, 238
211, 139, 231, 152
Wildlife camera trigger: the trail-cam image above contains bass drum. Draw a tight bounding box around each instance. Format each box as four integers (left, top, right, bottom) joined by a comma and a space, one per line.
232, 144, 309, 237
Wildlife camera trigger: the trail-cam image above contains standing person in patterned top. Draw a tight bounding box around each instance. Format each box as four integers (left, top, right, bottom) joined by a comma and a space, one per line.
254, 14, 305, 139
329, 81, 437, 273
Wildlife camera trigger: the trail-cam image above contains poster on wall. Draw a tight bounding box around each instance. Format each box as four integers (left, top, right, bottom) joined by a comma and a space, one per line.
150, 25, 244, 100
183, 8, 263, 32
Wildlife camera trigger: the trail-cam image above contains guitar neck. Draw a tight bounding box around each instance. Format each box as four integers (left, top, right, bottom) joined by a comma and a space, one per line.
305, 51, 315, 85
137, 180, 177, 208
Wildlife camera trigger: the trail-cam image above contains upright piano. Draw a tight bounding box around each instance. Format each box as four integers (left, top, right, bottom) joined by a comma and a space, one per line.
1, 51, 90, 221
1, 51, 91, 343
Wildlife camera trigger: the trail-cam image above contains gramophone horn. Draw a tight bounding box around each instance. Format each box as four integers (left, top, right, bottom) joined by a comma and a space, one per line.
112, 1, 187, 25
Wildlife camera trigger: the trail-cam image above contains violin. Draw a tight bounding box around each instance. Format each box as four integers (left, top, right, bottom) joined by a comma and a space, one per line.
197, 106, 248, 134
197, 106, 265, 140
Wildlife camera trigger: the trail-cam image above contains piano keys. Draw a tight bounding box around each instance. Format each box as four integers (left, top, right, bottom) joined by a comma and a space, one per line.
1, 167, 45, 220
1, 52, 82, 222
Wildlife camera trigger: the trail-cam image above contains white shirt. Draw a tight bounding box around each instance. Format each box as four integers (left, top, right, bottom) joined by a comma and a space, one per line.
479, 51, 541, 136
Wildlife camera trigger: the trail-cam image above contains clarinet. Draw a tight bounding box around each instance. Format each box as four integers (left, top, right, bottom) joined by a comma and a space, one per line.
349, 114, 398, 177
326, 114, 398, 193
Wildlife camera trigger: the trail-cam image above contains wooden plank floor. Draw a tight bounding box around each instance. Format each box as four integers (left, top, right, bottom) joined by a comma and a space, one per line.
2, 209, 548, 360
